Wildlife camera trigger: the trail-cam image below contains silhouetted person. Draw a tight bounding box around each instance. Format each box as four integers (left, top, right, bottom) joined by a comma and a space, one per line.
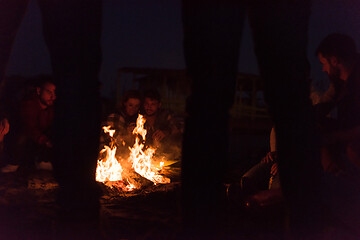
181, 1, 322, 238
0, 0, 103, 238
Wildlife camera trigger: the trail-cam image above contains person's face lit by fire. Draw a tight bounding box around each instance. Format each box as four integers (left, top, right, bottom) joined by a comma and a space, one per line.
124, 98, 141, 117
318, 53, 340, 79
37, 82, 56, 108
144, 98, 161, 117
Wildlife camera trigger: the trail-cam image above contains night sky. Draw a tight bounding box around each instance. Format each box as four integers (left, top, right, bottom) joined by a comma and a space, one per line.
5, 0, 360, 97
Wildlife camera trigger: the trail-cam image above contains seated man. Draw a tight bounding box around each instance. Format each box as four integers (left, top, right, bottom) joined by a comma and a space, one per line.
241, 127, 281, 194
142, 89, 182, 150
315, 33, 360, 176
16, 79, 56, 172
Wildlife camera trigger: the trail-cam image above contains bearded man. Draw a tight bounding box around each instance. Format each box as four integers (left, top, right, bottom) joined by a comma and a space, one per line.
142, 89, 181, 148
16, 79, 56, 172
315, 33, 360, 175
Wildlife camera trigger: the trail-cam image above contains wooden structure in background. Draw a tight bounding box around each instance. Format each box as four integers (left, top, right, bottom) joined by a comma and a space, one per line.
117, 68, 189, 115
117, 67, 270, 120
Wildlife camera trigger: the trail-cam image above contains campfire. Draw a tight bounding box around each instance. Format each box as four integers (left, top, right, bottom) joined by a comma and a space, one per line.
96, 114, 171, 191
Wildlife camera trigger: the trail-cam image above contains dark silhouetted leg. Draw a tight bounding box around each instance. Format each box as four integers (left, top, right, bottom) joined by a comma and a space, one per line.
182, 0, 322, 239
0, 0, 103, 237
38, 0, 103, 238
181, 1, 245, 238
248, 1, 322, 237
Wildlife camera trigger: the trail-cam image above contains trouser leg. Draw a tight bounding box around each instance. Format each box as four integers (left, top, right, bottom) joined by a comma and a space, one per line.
37, 1, 103, 237
181, 1, 245, 237
248, 1, 323, 237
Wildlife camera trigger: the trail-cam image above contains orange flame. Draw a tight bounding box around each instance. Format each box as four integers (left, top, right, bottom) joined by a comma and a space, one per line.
103, 125, 115, 137
96, 114, 170, 191
96, 146, 123, 182
132, 114, 147, 140
128, 115, 170, 184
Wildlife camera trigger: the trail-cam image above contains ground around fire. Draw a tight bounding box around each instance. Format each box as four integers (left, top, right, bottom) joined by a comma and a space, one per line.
0, 121, 292, 239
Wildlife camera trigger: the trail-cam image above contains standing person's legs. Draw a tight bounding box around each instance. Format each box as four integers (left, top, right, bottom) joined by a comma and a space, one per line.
248, 1, 323, 237
181, 1, 245, 237
37, 0, 103, 237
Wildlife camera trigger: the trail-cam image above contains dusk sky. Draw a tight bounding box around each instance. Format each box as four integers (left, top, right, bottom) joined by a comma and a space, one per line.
5, 0, 360, 97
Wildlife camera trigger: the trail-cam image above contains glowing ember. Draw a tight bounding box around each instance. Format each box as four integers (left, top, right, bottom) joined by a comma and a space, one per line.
96, 114, 170, 191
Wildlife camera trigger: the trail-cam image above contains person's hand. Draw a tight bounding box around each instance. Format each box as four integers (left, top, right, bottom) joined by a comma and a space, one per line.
270, 163, 278, 176
261, 151, 277, 163
153, 130, 166, 142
